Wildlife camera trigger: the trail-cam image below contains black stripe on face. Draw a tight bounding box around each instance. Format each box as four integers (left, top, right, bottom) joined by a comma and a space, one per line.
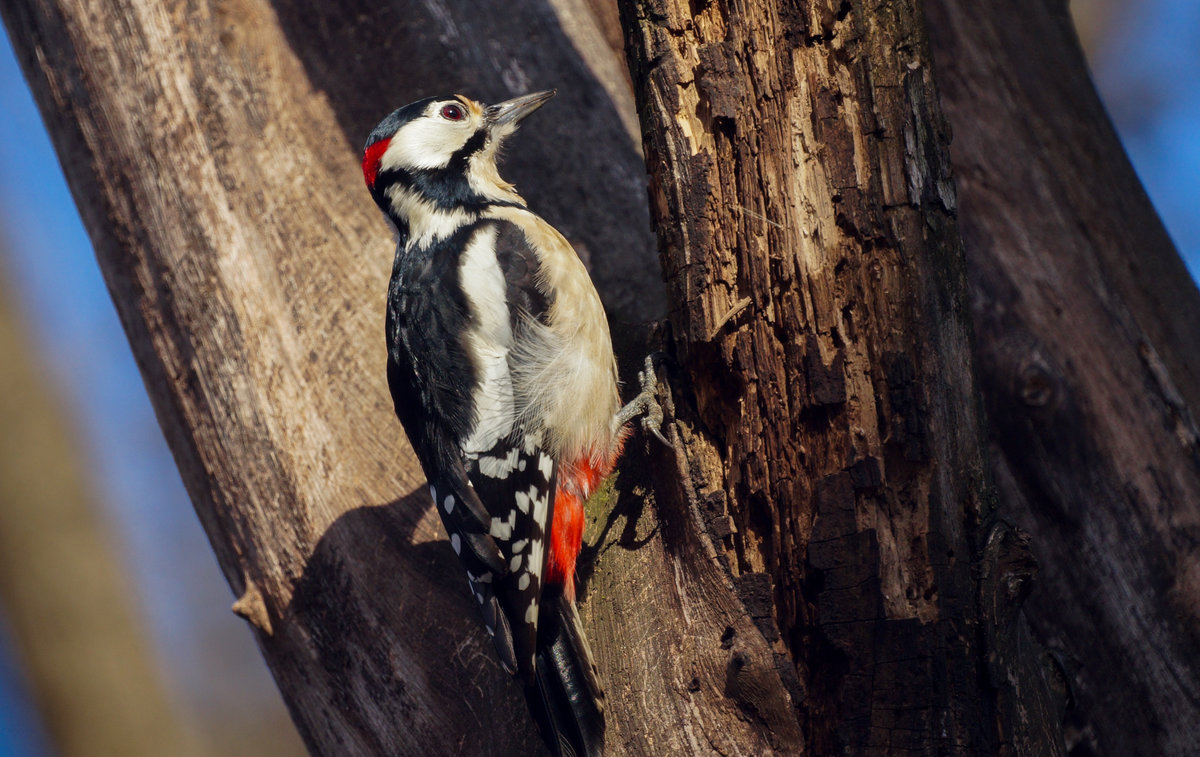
381, 127, 496, 212
450, 127, 488, 171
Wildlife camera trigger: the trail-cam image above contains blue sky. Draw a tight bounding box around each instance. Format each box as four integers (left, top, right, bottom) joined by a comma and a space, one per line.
0, 2, 1197, 754
1089, 0, 1200, 275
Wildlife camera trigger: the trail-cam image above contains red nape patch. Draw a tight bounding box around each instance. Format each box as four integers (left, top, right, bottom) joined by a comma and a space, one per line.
362, 138, 390, 189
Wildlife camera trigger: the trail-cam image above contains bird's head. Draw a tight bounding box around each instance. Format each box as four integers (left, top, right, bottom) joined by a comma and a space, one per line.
362, 90, 555, 223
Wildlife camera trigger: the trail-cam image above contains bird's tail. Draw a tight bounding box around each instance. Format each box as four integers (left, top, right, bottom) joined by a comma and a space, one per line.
525, 590, 606, 757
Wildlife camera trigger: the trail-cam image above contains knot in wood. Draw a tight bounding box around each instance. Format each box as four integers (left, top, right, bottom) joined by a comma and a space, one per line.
1019, 360, 1056, 407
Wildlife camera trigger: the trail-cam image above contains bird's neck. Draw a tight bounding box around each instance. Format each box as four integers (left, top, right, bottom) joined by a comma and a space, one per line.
386, 186, 477, 250
385, 175, 528, 250
466, 153, 525, 206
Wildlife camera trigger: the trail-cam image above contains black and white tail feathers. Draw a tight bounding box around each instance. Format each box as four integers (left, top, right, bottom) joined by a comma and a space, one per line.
526, 590, 606, 757
425, 439, 605, 756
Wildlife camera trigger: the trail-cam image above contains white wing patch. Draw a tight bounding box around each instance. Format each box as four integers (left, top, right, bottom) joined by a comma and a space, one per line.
460, 226, 518, 455
482, 205, 621, 464
490, 509, 518, 540
526, 488, 548, 585
514, 489, 531, 513
478, 447, 521, 478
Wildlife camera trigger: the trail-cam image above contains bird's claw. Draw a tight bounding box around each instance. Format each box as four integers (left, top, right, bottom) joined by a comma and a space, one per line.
638, 357, 671, 447
614, 354, 671, 448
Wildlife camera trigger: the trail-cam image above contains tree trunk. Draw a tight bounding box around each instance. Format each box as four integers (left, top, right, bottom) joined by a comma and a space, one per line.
617, 0, 1065, 753
0, 0, 744, 752
3, 0, 1197, 753
924, 2, 1200, 753
0, 265, 208, 757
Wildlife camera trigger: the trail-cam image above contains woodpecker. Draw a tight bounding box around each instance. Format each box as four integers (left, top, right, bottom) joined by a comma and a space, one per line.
363, 90, 662, 757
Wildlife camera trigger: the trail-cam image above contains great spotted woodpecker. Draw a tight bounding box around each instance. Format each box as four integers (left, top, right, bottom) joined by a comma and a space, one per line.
362, 90, 662, 757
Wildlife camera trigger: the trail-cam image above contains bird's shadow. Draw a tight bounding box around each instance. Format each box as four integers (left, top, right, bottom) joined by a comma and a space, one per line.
279, 487, 545, 756
575, 436, 662, 600
280, 425, 669, 753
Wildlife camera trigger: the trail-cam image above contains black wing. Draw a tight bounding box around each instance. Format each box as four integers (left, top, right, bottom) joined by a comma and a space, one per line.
385, 220, 558, 678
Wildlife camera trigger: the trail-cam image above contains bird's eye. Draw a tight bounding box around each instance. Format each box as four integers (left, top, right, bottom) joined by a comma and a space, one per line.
441, 104, 466, 121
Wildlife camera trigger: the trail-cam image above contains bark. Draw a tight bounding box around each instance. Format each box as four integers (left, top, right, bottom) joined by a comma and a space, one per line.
925, 2, 1200, 753
5, 0, 1196, 752
0, 266, 207, 757
0, 0, 756, 753
616, 0, 1067, 753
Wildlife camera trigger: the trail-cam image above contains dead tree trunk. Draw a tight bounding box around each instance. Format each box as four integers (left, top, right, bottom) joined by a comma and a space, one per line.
924, 1, 1200, 753
4, 0, 1198, 753
615, 0, 1200, 753
618, 0, 1062, 753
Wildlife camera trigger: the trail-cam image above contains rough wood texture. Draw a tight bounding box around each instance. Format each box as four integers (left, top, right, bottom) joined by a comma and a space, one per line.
924, 2, 1200, 753
583, 344, 806, 754
0, 0, 655, 752
11, 0, 1193, 750
618, 0, 1064, 753
0, 0, 803, 753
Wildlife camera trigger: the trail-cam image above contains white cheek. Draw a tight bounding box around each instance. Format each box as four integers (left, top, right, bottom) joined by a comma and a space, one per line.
382, 119, 474, 171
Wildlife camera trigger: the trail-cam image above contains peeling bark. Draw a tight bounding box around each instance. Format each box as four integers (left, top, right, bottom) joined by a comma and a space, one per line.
618, 0, 1064, 752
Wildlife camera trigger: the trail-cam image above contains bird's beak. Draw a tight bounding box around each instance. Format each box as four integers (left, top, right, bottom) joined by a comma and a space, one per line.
486, 90, 556, 127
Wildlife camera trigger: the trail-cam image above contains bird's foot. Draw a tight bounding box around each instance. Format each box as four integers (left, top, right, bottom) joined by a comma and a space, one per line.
613, 354, 671, 447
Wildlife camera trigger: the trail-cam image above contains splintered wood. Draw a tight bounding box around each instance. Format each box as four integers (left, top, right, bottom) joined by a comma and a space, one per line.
618, 0, 1059, 753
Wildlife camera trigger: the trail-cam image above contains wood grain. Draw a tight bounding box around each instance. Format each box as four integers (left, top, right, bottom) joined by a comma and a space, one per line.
0, 0, 655, 752
617, 0, 1065, 752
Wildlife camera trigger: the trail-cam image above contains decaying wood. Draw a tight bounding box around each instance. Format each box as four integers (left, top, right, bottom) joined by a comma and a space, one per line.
0, 0, 797, 753
618, 0, 1066, 752
925, 1, 1200, 753
583, 344, 806, 754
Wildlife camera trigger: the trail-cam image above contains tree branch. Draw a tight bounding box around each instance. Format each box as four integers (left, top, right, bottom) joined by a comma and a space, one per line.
0, 0, 659, 752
